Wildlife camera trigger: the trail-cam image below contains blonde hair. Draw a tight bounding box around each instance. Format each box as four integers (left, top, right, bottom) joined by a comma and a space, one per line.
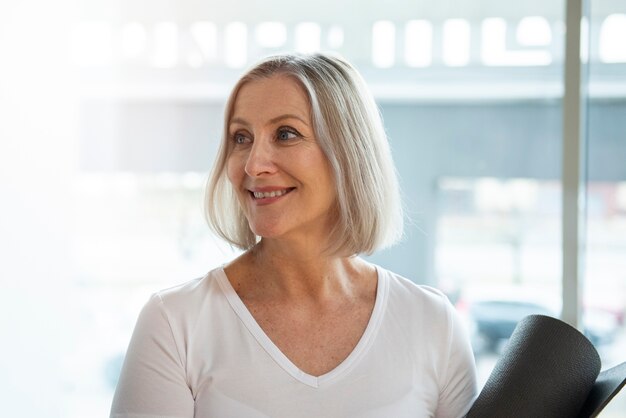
205, 53, 403, 256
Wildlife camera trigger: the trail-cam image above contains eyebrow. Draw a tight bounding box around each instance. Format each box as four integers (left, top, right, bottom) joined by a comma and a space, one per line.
229, 113, 310, 128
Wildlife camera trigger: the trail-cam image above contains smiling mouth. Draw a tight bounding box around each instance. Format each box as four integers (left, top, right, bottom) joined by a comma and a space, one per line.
249, 188, 296, 200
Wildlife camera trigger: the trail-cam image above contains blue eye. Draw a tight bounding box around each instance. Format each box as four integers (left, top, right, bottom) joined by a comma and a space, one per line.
277, 128, 298, 141
233, 133, 250, 144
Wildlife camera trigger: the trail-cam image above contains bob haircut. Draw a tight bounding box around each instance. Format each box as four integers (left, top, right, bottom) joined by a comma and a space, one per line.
205, 52, 403, 256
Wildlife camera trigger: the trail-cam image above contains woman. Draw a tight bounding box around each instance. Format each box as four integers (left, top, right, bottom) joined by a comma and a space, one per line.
110, 53, 477, 418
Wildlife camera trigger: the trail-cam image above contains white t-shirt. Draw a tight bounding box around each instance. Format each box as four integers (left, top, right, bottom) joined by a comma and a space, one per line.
110, 266, 477, 418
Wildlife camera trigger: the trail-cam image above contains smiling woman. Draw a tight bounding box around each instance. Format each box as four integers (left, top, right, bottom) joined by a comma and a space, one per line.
226, 75, 337, 245
110, 53, 478, 418
207, 53, 404, 256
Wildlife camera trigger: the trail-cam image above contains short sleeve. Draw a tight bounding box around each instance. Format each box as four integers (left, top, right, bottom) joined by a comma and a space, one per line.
435, 299, 478, 418
110, 294, 194, 418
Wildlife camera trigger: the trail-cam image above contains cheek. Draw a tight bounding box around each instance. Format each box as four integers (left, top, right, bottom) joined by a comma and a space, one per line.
307, 154, 335, 190
296, 146, 332, 174
226, 154, 243, 185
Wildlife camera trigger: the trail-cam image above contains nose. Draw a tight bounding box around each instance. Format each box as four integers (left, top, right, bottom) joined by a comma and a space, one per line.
244, 137, 277, 177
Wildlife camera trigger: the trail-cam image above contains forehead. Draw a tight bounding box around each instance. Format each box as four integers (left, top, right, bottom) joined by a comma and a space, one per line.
230, 75, 311, 122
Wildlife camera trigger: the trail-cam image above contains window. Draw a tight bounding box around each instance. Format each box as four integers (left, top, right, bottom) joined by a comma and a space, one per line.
583, 1, 626, 415
1, 0, 624, 416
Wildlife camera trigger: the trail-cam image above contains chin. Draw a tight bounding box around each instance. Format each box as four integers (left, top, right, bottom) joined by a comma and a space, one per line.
248, 222, 286, 239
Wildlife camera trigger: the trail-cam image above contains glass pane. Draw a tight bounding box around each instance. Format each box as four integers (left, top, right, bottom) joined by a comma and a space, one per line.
363, 5, 566, 388
585, 0, 626, 416
1, 0, 580, 416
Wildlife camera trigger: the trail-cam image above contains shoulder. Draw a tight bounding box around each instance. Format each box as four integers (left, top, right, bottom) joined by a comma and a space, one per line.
376, 266, 460, 346
147, 267, 227, 322
130, 267, 232, 361
156, 268, 218, 300
377, 266, 477, 389
379, 267, 453, 316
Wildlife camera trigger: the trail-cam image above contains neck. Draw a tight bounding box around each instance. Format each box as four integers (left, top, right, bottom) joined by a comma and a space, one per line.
232, 240, 370, 303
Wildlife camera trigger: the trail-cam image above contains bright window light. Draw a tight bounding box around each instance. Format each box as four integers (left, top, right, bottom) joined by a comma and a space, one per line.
181, 172, 206, 190
189, 21, 217, 66
225, 22, 248, 68
516, 16, 552, 46
295, 22, 321, 54
509, 179, 538, 211
581, 17, 589, 63
153, 22, 178, 68
599, 14, 626, 63
475, 178, 538, 212
404, 20, 432, 67
482, 17, 551, 66
327, 25, 344, 49
121, 22, 147, 58
442, 19, 470, 67
475, 178, 507, 211
186, 55, 203, 69
372, 20, 395, 68
255, 22, 287, 48
71, 22, 113, 67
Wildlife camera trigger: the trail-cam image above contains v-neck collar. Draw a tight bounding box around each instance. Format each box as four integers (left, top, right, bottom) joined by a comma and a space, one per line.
215, 265, 389, 388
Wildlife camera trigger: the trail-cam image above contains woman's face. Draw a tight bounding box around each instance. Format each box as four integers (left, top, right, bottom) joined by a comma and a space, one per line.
226, 75, 337, 243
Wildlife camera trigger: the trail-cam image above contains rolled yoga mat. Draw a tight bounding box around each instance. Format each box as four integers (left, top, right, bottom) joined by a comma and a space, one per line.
466, 314, 602, 418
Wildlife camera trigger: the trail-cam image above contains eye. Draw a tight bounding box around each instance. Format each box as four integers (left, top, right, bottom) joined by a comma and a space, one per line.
276, 127, 300, 142
232, 132, 251, 145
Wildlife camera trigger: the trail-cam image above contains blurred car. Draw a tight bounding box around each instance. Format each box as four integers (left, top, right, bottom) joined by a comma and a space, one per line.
455, 287, 620, 355
464, 299, 552, 352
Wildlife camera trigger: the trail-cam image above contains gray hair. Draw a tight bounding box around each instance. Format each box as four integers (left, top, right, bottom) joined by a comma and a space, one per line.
204, 53, 403, 256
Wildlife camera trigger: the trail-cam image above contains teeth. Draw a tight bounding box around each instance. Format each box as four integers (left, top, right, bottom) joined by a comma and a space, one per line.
253, 189, 290, 199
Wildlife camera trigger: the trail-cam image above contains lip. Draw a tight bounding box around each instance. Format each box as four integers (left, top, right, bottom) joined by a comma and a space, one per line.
247, 186, 295, 206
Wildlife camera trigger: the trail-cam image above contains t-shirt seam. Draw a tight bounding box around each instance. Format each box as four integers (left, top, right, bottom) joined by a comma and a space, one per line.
438, 293, 455, 397
154, 293, 192, 392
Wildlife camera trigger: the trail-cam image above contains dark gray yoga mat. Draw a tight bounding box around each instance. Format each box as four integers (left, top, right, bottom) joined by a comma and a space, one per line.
577, 361, 626, 418
466, 314, 604, 418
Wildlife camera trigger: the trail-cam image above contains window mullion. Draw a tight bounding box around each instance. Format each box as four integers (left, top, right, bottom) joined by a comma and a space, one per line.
561, 0, 588, 330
